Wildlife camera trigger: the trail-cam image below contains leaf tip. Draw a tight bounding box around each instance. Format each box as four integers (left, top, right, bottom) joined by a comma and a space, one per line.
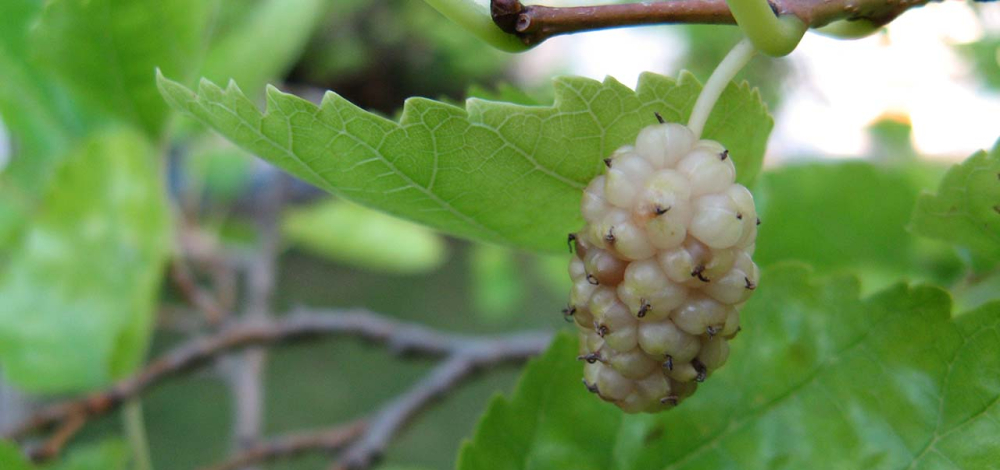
155, 71, 195, 110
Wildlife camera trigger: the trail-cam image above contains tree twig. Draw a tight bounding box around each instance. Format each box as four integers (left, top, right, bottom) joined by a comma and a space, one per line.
26, 411, 85, 462
169, 259, 226, 325
228, 168, 286, 465
198, 421, 368, 470
3, 309, 551, 460
332, 332, 550, 470
0, 373, 32, 435
490, 0, 932, 46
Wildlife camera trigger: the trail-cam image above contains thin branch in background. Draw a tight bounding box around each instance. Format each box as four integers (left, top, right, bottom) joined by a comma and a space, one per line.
490, 0, 929, 46
170, 221, 245, 328
228, 168, 287, 465
198, 421, 368, 470
331, 358, 474, 470
169, 259, 226, 325
3, 309, 551, 462
0, 373, 32, 435
26, 411, 84, 462
332, 334, 551, 470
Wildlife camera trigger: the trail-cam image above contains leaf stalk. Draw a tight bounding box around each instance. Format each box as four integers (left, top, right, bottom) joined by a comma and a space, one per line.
687, 38, 758, 139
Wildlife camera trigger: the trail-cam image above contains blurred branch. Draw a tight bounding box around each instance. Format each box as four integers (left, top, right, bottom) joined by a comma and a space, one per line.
199, 421, 368, 470
0, 374, 32, 435
228, 169, 286, 466
169, 259, 227, 324
170, 221, 245, 327
25, 411, 84, 462
332, 345, 541, 470
4, 309, 551, 462
490, 0, 931, 46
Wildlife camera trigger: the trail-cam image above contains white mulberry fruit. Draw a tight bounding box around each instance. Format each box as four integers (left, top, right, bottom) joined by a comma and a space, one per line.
566, 116, 759, 413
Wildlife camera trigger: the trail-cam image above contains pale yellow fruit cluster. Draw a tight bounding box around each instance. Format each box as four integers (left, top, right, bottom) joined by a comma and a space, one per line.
567, 121, 760, 413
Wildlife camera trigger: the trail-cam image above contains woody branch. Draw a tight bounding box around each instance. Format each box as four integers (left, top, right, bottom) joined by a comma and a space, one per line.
491, 0, 934, 46
4, 308, 551, 464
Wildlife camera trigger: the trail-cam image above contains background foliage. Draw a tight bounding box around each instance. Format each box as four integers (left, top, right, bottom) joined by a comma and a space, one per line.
1, 0, 999, 469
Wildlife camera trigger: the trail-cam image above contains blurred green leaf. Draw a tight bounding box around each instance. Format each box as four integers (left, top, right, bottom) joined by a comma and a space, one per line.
282, 199, 448, 274
531, 252, 573, 298
184, 135, 255, 204
864, 117, 953, 195
47, 440, 130, 470
411, 1, 514, 76
0, 130, 172, 393
459, 264, 1000, 470
953, 269, 1000, 314
422, 0, 529, 53
0, 0, 81, 181
0, 441, 31, 470
293, 0, 372, 81
755, 160, 962, 290
469, 244, 524, 322
0, 184, 29, 253
33, 0, 214, 136
867, 115, 918, 163
297, 0, 512, 110
956, 35, 1000, 91
202, 0, 326, 99
158, 72, 771, 252
909, 142, 1000, 265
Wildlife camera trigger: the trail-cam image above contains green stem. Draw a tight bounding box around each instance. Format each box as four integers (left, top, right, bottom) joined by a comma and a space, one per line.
123, 399, 154, 470
422, 0, 530, 52
725, 0, 806, 56
815, 18, 882, 39
688, 38, 757, 139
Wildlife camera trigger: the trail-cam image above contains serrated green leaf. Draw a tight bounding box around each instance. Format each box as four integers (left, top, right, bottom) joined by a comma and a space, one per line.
157, 71, 771, 253
465, 83, 542, 106
909, 142, 1000, 264
0, 441, 32, 470
0, 130, 172, 393
202, 0, 326, 98
282, 198, 448, 274
46, 440, 130, 470
32, 0, 214, 136
459, 264, 1000, 470
458, 332, 618, 470
755, 160, 962, 290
